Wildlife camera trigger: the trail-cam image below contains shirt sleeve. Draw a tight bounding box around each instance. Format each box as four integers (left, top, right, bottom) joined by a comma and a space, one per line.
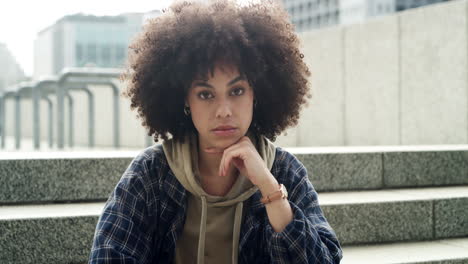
264, 155, 343, 264
88, 164, 155, 264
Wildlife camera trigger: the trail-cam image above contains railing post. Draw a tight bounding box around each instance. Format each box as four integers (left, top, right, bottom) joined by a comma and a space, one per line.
0, 96, 4, 149
33, 84, 41, 150
57, 83, 65, 149
14, 94, 20, 149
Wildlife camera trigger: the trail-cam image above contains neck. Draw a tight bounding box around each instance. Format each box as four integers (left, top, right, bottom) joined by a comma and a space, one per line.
198, 148, 222, 176
197, 139, 239, 196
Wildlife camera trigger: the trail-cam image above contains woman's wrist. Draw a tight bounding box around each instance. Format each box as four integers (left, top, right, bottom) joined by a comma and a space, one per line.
257, 171, 280, 197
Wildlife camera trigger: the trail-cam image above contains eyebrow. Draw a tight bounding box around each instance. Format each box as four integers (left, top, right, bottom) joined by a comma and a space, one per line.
192, 76, 244, 89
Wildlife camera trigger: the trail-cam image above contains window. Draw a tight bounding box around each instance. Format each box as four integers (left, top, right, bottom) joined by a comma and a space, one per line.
76, 43, 83, 62
116, 44, 125, 64
87, 43, 97, 64
101, 44, 111, 66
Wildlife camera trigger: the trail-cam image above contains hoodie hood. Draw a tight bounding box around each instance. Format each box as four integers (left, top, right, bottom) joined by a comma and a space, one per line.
163, 131, 276, 264
162, 131, 276, 204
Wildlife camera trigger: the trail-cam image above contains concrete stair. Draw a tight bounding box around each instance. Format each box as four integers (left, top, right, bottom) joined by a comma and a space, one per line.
0, 145, 467, 263
342, 238, 468, 264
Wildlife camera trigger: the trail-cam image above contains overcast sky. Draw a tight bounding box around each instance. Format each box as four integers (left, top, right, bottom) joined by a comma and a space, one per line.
2, 0, 256, 77
0, 0, 180, 76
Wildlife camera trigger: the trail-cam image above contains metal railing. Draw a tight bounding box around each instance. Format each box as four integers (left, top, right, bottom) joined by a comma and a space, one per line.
0, 67, 153, 150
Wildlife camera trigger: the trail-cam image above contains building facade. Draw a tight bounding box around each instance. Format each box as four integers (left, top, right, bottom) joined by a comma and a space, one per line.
34, 13, 144, 79
282, 0, 341, 32
283, 0, 452, 32
340, 0, 451, 25
340, 0, 395, 25
0, 43, 25, 92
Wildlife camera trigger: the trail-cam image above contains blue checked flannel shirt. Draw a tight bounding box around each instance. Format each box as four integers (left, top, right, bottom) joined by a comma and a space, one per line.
89, 144, 342, 264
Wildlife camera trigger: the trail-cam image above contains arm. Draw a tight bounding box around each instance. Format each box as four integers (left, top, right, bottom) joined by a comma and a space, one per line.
216, 136, 341, 263
89, 165, 156, 264
263, 155, 342, 264
258, 170, 293, 232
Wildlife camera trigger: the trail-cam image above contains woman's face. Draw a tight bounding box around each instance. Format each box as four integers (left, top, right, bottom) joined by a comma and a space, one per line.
186, 63, 254, 152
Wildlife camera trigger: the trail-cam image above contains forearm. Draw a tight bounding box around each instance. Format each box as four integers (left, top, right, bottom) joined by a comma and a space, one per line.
258, 171, 293, 233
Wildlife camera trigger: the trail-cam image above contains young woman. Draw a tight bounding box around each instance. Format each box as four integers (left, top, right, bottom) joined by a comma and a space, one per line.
89, 0, 342, 263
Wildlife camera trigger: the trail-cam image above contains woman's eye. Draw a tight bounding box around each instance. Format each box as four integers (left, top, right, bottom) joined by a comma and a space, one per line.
198, 91, 213, 100
231, 87, 245, 96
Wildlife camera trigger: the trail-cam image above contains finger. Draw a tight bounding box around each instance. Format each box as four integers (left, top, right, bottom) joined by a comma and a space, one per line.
217, 136, 249, 176
219, 150, 224, 176
219, 147, 229, 176
222, 148, 245, 177
221, 144, 244, 176
232, 158, 244, 170
222, 140, 254, 175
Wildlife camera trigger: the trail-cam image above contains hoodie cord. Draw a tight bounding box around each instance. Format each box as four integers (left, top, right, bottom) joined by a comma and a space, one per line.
197, 196, 207, 264
232, 202, 243, 264
197, 197, 244, 264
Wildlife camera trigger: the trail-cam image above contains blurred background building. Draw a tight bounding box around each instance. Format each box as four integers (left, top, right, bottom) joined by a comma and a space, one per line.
0, 43, 26, 93
282, 0, 453, 32
33, 13, 145, 79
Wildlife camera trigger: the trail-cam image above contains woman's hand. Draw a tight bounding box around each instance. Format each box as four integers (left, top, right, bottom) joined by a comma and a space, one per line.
205, 136, 277, 188
206, 136, 293, 232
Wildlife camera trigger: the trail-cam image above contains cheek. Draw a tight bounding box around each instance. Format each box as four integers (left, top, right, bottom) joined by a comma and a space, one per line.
188, 103, 209, 130
239, 95, 254, 122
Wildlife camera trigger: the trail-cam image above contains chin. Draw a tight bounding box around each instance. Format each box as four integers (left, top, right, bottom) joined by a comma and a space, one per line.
214, 136, 239, 147
207, 132, 243, 148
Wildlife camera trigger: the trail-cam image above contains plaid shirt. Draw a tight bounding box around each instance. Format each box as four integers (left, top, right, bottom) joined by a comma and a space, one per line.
89, 144, 342, 264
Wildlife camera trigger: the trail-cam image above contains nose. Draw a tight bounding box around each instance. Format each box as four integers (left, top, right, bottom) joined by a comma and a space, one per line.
215, 98, 232, 118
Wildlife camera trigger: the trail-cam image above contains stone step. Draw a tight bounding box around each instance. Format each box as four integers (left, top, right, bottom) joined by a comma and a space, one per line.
0, 151, 135, 204
1, 186, 467, 262
0, 202, 103, 263
1, 145, 467, 204
320, 186, 468, 245
294, 145, 468, 191
342, 237, 468, 264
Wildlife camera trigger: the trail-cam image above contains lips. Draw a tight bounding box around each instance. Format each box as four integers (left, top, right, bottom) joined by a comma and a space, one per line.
213, 125, 236, 131
212, 125, 238, 136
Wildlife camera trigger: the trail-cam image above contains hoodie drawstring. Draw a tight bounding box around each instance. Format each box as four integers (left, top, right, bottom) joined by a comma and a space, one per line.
197, 196, 208, 264
197, 197, 244, 264
232, 202, 243, 264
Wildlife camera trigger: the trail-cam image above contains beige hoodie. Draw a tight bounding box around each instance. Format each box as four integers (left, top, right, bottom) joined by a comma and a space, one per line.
162, 131, 276, 264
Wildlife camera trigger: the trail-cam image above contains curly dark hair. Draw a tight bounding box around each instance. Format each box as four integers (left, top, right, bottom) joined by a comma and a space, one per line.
121, 0, 311, 143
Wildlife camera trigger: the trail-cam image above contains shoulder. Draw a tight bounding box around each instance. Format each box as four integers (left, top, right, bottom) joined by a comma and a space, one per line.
125, 143, 170, 178
271, 146, 308, 186
272, 147, 306, 173
119, 144, 175, 194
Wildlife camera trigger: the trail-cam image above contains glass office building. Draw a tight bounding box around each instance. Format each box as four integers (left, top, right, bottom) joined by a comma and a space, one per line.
0, 42, 25, 92
282, 0, 452, 32
34, 13, 144, 79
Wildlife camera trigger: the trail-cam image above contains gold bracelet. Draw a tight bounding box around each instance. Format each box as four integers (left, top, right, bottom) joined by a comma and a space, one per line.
260, 184, 288, 204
